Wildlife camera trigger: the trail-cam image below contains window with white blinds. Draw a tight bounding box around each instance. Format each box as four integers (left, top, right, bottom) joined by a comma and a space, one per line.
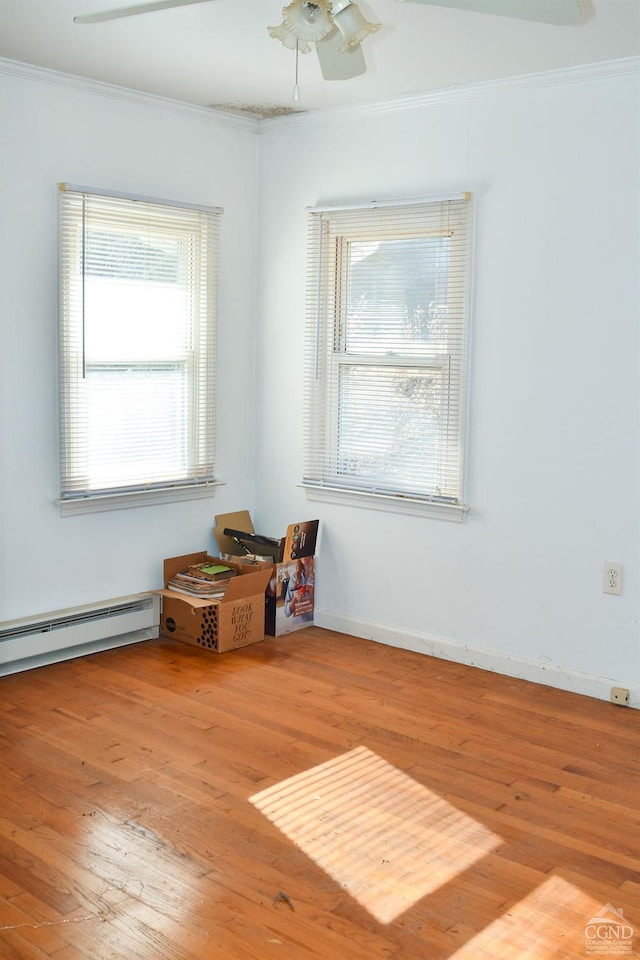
58, 185, 221, 513
303, 194, 473, 520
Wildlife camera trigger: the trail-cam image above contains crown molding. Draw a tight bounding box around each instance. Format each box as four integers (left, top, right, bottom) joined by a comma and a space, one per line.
259, 56, 640, 132
0, 56, 259, 132
1, 53, 637, 135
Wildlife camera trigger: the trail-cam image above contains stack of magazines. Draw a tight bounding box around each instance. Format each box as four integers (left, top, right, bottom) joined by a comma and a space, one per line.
168, 562, 236, 599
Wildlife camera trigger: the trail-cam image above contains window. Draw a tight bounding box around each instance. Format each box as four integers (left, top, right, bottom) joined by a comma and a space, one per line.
57, 185, 221, 513
303, 195, 473, 521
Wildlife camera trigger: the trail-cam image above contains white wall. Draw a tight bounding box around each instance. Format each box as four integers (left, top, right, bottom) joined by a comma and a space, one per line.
255, 67, 640, 701
2, 58, 639, 705
0, 66, 259, 620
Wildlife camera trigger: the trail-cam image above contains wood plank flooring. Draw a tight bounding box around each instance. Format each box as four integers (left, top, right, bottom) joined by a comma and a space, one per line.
0, 627, 638, 959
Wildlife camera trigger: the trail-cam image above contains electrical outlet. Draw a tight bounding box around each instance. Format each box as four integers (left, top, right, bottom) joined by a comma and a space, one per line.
603, 561, 623, 596
610, 687, 630, 705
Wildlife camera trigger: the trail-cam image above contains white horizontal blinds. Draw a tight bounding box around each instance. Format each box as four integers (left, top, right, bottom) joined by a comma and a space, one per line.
304, 195, 472, 503
58, 187, 219, 499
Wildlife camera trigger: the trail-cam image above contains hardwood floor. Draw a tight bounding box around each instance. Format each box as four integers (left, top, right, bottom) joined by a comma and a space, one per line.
0, 627, 638, 959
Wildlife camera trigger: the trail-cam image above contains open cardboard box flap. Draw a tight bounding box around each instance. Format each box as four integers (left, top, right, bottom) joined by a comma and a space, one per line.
213, 511, 257, 557
223, 566, 272, 601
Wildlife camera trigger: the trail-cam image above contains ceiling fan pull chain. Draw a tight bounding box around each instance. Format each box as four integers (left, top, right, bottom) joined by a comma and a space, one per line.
293, 40, 301, 102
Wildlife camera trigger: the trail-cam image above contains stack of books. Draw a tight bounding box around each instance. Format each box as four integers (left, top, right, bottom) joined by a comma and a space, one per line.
168, 562, 236, 599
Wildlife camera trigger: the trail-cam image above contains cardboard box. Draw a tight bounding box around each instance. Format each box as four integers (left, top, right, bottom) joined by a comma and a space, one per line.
158, 552, 272, 653
213, 512, 318, 637
213, 512, 319, 637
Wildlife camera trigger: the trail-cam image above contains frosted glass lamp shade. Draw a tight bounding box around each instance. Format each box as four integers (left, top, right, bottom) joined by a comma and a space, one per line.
268, 20, 312, 52
331, 0, 380, 51
283, 0, 333, 42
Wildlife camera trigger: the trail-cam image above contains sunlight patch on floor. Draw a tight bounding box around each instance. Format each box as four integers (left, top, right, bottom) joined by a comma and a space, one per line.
250, 745, 500, 924
450, 874, 633, 959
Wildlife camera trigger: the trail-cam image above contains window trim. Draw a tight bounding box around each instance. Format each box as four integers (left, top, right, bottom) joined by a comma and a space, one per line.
55, 480, 225, 517
302, 193, 473, 522
57, 184, 222, 514
300, 482, 469, 523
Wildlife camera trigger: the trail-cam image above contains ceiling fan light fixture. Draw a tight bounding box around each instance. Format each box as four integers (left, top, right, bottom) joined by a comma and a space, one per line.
283, 0, 333, 42
268, 20, 312, 52
330, 0, 380, 51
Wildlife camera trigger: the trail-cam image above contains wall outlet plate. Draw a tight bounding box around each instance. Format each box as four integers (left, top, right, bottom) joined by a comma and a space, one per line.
610, 686, 630, 705
603, 562, 623, 596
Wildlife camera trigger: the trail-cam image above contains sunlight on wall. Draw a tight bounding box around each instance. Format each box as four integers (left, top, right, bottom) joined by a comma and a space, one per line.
249, 745, 501, 924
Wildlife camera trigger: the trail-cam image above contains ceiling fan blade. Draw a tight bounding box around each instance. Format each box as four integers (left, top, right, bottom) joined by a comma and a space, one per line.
74, 0, 213, 24
401, 0, 583, 26
315, 29, 367, 81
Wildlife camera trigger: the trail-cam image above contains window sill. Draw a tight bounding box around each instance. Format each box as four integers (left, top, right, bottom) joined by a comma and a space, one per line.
56, 481, 225, 516
300, 483, 469, 523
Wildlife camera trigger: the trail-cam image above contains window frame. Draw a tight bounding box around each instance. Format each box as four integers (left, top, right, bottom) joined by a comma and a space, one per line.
57, 184, 223, 516
302, 194, 473, 522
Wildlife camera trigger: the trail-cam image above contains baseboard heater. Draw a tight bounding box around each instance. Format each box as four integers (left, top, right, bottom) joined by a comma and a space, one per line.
0, 593, 160, 676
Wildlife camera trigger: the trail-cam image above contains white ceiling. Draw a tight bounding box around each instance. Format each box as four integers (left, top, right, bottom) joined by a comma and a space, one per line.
1, 0, 638, 118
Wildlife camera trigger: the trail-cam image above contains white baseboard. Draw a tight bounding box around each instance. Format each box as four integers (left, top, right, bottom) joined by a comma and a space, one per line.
316, 610, 640, 710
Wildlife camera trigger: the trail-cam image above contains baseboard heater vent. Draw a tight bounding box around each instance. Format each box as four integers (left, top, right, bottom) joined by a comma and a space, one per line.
0, 593, 160, 676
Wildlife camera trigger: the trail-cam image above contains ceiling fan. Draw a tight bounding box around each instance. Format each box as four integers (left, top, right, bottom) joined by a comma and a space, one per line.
74, 0, 585, 83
